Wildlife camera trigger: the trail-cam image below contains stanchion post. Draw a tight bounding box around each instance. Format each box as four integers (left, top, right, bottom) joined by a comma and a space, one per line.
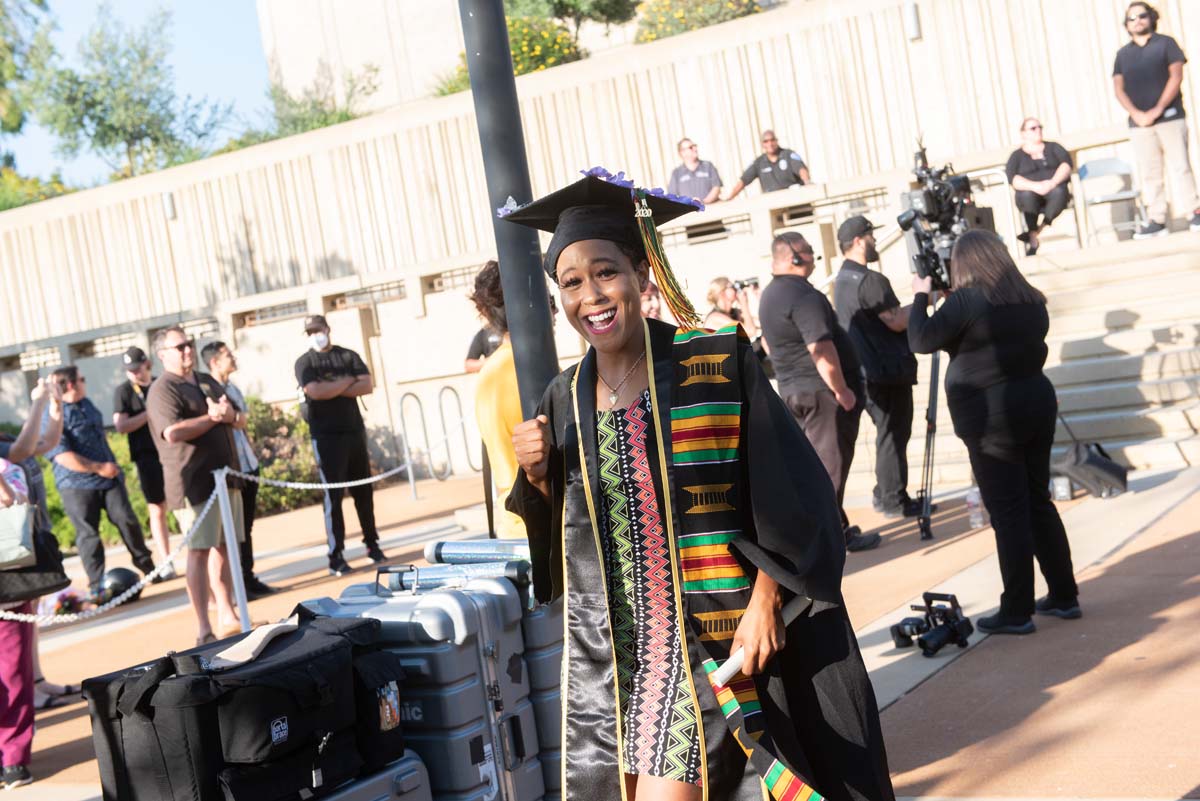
404, 450, 418, 501
214, 467, 252, 632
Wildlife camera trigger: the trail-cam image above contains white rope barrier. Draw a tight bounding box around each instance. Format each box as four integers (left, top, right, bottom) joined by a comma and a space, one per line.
0, 491, 218, 625
0, 455, 426, 627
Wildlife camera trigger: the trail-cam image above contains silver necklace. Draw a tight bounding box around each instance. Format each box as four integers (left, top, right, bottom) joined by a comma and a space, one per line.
598, 352, 645, 408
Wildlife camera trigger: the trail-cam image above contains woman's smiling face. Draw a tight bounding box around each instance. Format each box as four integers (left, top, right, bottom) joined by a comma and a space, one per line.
555, 239, 649, 354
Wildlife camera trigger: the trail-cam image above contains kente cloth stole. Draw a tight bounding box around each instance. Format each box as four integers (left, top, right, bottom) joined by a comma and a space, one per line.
669, 325, 826, 801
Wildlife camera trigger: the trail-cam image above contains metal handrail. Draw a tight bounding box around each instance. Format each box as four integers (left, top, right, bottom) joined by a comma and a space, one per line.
438, 385, 482, 473
397, 392, 452, 481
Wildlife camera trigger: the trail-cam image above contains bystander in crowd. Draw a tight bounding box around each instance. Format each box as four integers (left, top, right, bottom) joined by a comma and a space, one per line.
112, 346, 176, 579
146, 326, 243, 645
202, 341, 277, 598
1006, 119, 1074, 256
726, 129, 810, 200
0, 463, 35, 789
47, 366, 158, 601
295, 315, 385, 576
1112, 2, 1200, 237
703, 276, 760, 339
464, 326, 503, 373
666, 137, 722, 204
759, 232, 879, 552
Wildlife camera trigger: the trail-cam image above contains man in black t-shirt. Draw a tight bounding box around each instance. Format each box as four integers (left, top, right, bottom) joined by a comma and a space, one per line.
295, 315, 385, 575
1112, 2, 1200, 237
759, 232, 879, 552
112, 346, 176, 579
725, 129, 810, 200
833, 217, 924, 521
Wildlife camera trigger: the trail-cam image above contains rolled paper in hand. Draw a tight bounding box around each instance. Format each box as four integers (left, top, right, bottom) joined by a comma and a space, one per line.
710, 596, 810, 687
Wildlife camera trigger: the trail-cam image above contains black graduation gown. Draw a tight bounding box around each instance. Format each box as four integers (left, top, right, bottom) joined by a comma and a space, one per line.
507, 319, 894, 801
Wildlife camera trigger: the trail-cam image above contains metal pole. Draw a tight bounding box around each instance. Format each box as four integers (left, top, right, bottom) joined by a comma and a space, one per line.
460, 0, 559, 418
213, 467, 252, 632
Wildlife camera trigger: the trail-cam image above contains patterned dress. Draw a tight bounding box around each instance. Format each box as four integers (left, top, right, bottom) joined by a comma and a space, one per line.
595, 390, 703, 785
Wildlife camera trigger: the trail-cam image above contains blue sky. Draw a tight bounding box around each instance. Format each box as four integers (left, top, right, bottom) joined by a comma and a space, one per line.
7, 0, 271, 186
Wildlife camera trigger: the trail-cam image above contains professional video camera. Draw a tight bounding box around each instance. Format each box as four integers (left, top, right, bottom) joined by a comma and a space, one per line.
890, 592, 974, 657
732, 276, 760, 292
896, 146, 994, 291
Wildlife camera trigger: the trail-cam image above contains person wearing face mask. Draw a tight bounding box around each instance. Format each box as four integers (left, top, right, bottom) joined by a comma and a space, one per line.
294, 315, 385, 576
501, 170, 893, 801
833, 216, 922, 520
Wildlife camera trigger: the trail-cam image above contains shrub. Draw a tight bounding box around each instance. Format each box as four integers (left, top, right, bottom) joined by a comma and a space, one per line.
635, 0, 760, 43
434, 16, 582, 96
245, 397, 322, 514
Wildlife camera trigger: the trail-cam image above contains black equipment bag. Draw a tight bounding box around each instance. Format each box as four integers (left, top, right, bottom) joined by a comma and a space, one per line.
84, 614, 380, 801
348, 650, 407, 771
1052, 415, 1128, 498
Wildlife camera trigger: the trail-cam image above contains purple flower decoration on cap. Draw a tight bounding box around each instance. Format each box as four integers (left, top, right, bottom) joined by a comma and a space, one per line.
496, 195, 521, 218
581, 166, 636, 188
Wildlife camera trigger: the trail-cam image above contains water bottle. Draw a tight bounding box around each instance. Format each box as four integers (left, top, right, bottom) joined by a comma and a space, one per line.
965, 486, 986, 529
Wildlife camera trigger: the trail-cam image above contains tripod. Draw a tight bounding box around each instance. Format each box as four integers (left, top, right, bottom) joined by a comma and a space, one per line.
916, 293, 941, 541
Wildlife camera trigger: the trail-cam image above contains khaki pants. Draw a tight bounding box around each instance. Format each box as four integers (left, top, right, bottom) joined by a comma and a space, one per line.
1130, 117, 1200, 224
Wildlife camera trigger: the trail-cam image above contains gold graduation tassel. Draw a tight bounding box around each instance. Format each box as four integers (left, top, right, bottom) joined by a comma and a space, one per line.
634, 192, 702, 330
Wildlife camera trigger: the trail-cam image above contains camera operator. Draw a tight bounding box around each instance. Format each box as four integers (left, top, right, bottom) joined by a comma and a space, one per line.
908, 231, 1079, 636
833, 216, 922, 519
704, 276, 759, 338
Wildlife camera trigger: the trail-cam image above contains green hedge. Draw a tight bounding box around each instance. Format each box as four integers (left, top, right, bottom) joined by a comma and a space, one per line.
635, 0, 761, 43
3, 396, 321, 552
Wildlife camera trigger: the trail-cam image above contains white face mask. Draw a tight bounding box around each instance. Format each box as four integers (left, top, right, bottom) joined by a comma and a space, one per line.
310, 332, 330, 351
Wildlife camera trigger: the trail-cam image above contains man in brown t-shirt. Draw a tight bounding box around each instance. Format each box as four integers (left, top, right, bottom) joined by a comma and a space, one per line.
145, 325, 245, 645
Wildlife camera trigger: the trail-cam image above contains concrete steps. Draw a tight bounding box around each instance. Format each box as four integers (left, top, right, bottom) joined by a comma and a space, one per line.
843, 234, 1200, 498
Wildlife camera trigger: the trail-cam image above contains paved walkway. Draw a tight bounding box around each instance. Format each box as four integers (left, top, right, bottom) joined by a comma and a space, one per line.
14, 470, 1200, 800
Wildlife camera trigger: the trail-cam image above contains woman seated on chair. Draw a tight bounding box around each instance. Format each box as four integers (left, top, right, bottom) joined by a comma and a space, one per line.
1006, 117, 1073, 256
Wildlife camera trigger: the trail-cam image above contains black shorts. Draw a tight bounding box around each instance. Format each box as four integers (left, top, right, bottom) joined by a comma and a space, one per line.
133, 456, 166, 505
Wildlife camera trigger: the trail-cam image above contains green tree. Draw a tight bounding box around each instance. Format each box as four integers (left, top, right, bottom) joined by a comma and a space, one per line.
507, 0, 636, 45
0, 0, 47, 137
218, 61, 379, 153
27, 5, 231, 178
434, 16, 582, 96
0, 163, 69, 210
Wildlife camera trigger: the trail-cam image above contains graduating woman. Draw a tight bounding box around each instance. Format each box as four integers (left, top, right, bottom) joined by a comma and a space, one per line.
501, 170, 893, 801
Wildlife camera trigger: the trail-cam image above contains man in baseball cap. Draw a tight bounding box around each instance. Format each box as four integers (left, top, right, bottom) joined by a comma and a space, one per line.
832, 216, 926, 520
113, 346, 177, 579
294, 315, 386, 575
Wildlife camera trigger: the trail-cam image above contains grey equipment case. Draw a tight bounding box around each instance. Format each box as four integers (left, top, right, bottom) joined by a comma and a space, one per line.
322, 750, 431, 801
302, 568, 544, 801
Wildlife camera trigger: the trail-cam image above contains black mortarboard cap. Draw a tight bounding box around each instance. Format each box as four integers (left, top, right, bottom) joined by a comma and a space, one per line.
499, 169, 701, 279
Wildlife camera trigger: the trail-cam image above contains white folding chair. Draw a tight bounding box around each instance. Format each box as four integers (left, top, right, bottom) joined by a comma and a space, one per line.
1076, 158, 1146, 244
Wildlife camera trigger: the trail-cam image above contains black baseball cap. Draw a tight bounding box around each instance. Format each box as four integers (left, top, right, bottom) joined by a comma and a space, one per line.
122, 347, 148, 367
304, 314, 328, 333
837, 215, 879, 246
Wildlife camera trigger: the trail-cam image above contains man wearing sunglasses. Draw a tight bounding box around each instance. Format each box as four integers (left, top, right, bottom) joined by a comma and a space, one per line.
666, 137, 723, 204
46, 365, 158, 603
725, 129, 810, 201
146, 325, 245, 644
1113, 2, 1200, 238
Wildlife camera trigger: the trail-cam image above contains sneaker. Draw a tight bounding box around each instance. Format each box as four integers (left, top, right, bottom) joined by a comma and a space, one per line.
976, 613, 1036, 635
1, 765, 33, 789
150, 562, 178, 584
366, 546, 387, 564
1035, 595, 1082, 619
328, 557, 352, 577
1190, 210, 1200, 231
244, 576, 278, 599
1133, 220, 1168, 239
844, 526, 882, 552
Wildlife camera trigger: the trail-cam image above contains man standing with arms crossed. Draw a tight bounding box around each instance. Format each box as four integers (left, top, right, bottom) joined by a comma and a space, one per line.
758, 232, 881, 552
295, 315, 386, 576
112, 347, 177, 580
1113, 2, 1200, 237
146, 326, 244, 644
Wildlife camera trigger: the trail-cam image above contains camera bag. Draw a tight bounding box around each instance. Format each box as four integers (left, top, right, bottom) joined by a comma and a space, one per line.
1052, 415, 1128, 499
84, 614, 379, 801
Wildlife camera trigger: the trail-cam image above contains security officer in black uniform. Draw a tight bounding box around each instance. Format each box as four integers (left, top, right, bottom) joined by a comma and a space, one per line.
833, 216, 925, 518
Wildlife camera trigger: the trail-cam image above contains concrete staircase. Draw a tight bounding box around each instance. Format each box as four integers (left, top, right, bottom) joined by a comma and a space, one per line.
844, 233, 1200, 502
